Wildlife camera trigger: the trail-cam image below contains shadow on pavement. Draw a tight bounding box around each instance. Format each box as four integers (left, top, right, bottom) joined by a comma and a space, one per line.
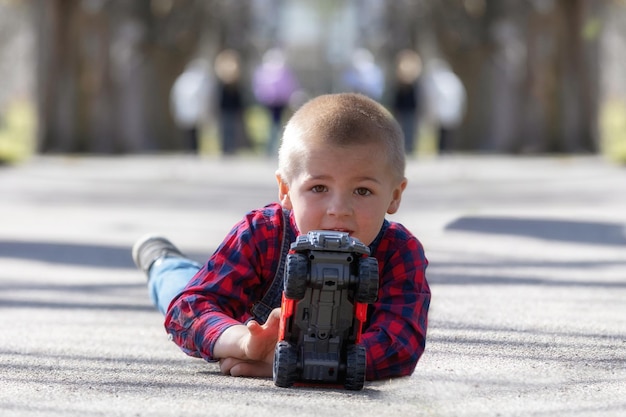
0, 298, 155, 311
0, 240, 207, 268
446, 216, 626, 246
430, 271, 626, 288
0, 279, 155, 311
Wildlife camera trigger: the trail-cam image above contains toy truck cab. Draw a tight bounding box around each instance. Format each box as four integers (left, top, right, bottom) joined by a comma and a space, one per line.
273, 230, 379, 390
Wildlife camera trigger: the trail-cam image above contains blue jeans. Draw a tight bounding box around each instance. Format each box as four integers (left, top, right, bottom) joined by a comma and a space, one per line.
148, 256, 202, 315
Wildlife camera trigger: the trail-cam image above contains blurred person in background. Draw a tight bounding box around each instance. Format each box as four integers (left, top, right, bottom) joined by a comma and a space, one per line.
252, 48, 299, 156
214, 49, 251, 155
422, 58, 466, 154
170, 58, 213, 153
391, 50, 423, 156
340, 48, 384, 101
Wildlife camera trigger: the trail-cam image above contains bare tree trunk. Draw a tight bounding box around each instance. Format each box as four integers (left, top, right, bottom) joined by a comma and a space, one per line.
35, 0, 207, 153
36, 0, 79, 152
429, 0, 602, 153
558, 0, 600, 152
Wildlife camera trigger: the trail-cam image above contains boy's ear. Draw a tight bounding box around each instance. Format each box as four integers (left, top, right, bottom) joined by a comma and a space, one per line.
275, 172, 293, 209
387, 177, 407, 215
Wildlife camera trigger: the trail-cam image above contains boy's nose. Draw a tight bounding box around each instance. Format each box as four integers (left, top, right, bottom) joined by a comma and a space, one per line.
327, 194, 352, 217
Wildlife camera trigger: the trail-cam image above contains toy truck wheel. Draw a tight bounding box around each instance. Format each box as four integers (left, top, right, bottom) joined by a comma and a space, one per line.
355, 257, 379, 303
344, 344, 366, 390
273, 341, 299, 388
284, 253, 308, 300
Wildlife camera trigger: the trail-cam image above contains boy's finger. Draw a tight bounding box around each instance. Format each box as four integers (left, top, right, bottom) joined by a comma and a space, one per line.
247, 320, 261, 333
219, 357, 239, 374
230, 361, 273, 378
266, 308, 281, 324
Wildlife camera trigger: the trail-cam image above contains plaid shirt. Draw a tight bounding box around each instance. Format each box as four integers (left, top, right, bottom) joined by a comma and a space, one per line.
165, 203, 430, 381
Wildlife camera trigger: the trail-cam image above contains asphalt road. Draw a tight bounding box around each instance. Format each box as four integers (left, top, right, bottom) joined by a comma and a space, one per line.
1, 154, 625, 417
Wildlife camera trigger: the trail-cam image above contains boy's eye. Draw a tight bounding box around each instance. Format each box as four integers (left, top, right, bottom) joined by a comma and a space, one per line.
355, 188, 372, 196
311, 185, 327, 193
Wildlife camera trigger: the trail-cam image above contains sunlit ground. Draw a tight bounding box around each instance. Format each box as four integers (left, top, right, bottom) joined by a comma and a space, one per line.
0, 99, 35, 164
1, 98, 624, 163
600, 98, 626, 164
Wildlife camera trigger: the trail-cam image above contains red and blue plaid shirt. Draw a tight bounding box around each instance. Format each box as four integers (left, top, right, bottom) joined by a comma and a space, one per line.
165, 203, 430, 380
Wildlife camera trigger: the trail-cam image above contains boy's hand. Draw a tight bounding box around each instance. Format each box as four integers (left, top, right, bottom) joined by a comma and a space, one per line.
213, 308, 281, 377
242, 307, 281, 364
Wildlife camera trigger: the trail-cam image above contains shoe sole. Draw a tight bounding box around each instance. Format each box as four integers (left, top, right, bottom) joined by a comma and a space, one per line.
131, 233, 165, 269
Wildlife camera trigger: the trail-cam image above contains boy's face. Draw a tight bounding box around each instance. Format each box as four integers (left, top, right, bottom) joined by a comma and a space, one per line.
276, 140, 407, 246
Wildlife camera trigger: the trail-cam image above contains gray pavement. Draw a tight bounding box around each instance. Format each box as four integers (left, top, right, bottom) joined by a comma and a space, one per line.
1, 154, 625, 417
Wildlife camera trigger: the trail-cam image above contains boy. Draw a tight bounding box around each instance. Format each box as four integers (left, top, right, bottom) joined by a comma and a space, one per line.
132, 93, 430, 381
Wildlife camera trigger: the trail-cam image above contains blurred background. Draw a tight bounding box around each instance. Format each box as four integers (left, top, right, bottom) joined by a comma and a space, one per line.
1, 0, 625, 162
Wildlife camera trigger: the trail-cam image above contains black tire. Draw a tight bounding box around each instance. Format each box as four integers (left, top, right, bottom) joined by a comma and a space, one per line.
284, 253, 308, 300
355, 257, 379, 303
344, 344, 366, 390
273, 341, 299, 388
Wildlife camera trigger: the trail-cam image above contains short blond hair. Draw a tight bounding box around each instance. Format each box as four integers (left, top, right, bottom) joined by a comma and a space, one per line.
277, 93, 405, 183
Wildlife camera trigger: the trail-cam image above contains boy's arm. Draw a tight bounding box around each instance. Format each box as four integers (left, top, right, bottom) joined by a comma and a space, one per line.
166, 288, 280, 374
361, 233, 430, 381
164, 206, 284, 366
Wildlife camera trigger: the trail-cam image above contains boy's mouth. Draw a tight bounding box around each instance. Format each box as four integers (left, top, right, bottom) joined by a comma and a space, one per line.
328, 228, 353, 235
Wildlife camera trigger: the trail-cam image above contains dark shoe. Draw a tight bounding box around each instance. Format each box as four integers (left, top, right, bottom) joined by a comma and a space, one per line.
132, 234, 184, 275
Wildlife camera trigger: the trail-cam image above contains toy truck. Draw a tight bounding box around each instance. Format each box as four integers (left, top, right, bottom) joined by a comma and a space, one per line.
273, 230, 379, 390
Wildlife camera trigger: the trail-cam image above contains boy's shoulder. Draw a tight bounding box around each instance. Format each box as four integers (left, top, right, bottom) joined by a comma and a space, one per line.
374, 219, 424, 254
381, 218, 417, 240
247, 202, 284, 222
242, 202, 289, 234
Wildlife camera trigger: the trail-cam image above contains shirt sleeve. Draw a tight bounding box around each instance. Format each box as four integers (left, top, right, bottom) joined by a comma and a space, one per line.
361, 225, 431, 380
164, 206, 281, 361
